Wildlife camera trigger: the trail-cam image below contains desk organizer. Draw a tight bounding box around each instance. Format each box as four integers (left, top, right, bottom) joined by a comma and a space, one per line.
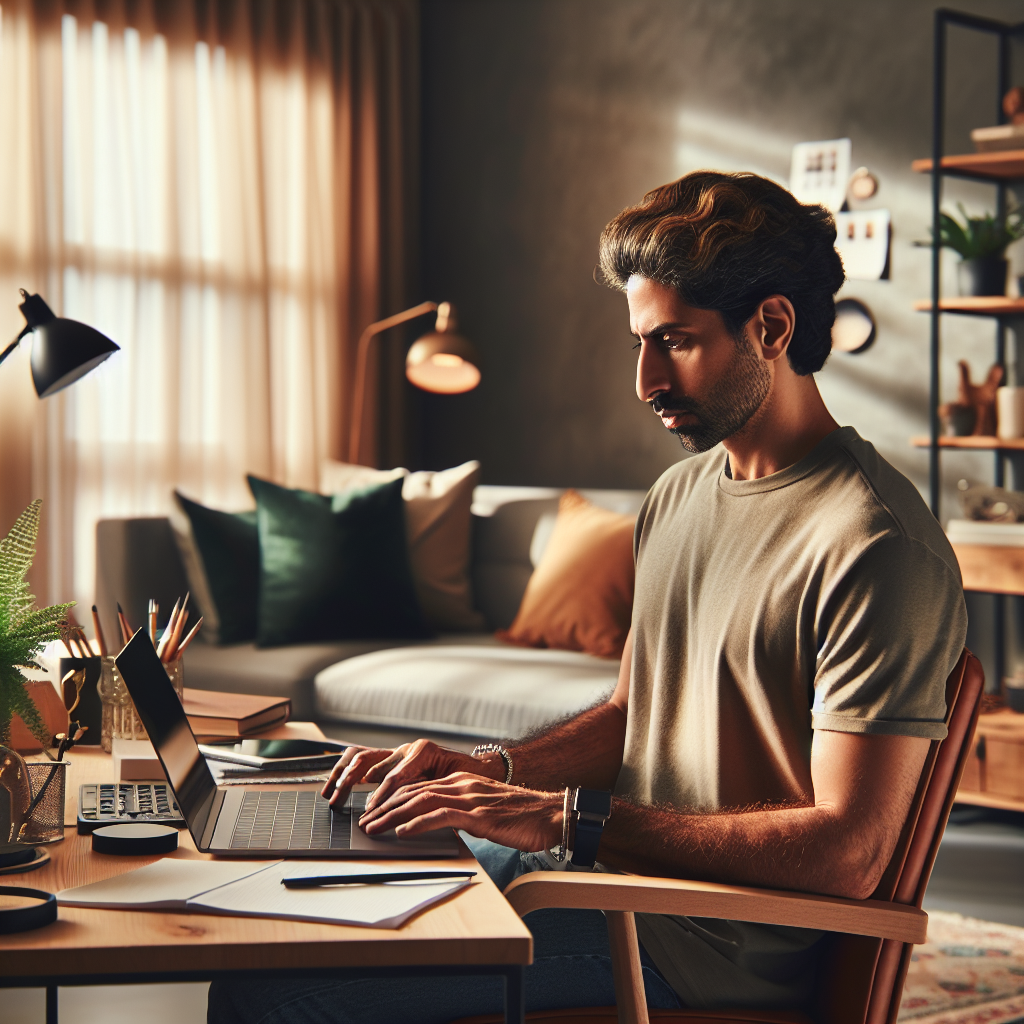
98, 656, 183, 752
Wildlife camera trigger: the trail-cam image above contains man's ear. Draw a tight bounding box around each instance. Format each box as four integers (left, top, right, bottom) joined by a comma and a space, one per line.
750, 295, 796, 363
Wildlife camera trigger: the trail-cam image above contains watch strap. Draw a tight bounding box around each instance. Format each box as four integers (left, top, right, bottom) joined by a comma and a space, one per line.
569, 788, 612, 868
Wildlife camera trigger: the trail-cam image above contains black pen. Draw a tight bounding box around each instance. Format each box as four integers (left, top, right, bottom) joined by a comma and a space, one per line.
282, 870, 477, 889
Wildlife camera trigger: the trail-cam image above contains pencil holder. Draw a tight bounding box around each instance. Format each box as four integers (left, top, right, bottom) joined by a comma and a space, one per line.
165, 658, 184, 702
19, 761, 68, 844
57, 656, 102, 746
98, 656, 147, 751
97, 656, 184, 751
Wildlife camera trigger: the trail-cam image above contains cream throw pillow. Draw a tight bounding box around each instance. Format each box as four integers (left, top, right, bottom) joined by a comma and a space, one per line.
320, 459, 485, 632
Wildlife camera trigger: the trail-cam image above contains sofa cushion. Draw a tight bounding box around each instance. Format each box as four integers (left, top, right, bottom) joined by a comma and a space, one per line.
320, 459, 486, 633
170, 492, 259, 644
181, 634, 502, 721
314, 643, 619, 739
499, 490, 636, 660
248, 475, 430, 646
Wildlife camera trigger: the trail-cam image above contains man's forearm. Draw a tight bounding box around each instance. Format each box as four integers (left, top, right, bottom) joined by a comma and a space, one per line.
507, 700, 626, 791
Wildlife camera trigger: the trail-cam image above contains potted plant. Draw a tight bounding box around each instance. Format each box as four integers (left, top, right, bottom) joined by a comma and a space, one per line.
925, 204, 1024, 296
0, 499, 73, 854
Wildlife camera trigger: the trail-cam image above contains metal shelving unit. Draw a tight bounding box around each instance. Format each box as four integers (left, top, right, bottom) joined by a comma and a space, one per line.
918, 10, 1024, 691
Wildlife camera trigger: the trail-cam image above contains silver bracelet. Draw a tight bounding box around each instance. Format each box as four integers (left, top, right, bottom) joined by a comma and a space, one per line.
552, 786, 573, 863
471, 743, 514, 784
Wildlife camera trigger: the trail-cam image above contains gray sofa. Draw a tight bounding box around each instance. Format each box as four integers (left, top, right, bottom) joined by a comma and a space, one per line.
95, 486, 645, 743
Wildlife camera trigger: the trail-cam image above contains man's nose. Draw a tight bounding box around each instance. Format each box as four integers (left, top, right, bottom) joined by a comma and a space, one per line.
636, 342, 673, 404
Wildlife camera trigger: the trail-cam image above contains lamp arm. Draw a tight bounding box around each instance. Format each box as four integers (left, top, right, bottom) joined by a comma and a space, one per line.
348, 301, 438, 465
0, 326, 31, 369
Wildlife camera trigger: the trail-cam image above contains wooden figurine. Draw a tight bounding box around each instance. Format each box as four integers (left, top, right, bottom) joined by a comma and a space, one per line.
941, 360, 1004, 437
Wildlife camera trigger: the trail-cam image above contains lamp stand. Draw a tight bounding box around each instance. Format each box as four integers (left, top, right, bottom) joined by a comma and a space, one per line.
347, 301, 438, 465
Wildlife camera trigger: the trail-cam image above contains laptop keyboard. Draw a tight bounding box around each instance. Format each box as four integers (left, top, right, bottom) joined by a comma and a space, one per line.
230, 791, 351, 850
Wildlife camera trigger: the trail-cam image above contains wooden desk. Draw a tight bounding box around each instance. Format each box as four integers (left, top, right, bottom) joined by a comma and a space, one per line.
1, 749, 532, 1024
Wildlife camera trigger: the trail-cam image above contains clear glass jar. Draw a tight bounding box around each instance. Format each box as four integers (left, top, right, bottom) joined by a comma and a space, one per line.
98, 656, 184, 752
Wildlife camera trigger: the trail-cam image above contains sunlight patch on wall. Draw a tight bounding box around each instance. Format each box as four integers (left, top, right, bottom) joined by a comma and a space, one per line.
673, 107, 794, 184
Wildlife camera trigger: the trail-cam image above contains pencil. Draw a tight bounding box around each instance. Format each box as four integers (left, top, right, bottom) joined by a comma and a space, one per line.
148, 599, 158, 644
116, 603, 133, 647
173, 616, 203, 659
157, 598, 181, 660
161, 593, 190, 662
92, 605, 108, 657
162, 609, 189, 663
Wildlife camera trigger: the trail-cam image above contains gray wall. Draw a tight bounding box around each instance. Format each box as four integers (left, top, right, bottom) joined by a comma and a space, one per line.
419, 0, 1024, 507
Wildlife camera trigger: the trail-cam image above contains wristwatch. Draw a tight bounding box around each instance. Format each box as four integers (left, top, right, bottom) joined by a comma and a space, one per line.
569, 788, 612, 868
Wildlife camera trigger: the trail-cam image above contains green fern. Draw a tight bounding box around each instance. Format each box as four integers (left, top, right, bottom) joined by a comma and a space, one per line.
0, 500, 73, 747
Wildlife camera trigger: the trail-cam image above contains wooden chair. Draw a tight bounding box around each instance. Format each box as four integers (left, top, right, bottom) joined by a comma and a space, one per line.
453, 649, 984, 1024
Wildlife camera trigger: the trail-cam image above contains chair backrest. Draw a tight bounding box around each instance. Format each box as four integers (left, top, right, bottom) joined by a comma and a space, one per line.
812, 648, 985, 1024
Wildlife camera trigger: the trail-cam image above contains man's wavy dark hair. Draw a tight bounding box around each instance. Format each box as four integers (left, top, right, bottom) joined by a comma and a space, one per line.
598, 171, 846, 375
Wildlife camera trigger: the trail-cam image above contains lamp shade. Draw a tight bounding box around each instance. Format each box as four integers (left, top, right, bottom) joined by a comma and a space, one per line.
30, 319, 120, 398
13, 292, 119, 398
405, 302, 480, 395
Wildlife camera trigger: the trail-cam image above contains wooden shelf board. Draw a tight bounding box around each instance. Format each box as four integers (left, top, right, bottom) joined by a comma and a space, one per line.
950, 543, 1024, 595
913, 297, 1024, 316
912, 150, 1024, 180
910, 435, 1024, 450
954, 789, 1024, 813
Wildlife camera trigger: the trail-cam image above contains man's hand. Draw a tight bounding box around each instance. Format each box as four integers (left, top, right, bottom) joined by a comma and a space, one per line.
322, 739, 505, 809
358, 772, 563, 852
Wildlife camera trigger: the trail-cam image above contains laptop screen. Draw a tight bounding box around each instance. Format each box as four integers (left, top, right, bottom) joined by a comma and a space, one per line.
115, 630, 217, 828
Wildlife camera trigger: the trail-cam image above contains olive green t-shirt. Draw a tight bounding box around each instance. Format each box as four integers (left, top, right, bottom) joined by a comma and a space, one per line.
616, 426, 967, 1009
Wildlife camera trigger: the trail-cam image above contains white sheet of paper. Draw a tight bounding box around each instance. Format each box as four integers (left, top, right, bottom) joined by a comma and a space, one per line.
790, 138, 852, 213
835, 209, 891, 281
57, 858, 277, 909
189, 860, 473, 928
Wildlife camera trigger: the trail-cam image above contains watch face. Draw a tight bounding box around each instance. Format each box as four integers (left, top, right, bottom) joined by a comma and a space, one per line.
574, 788, 612, 817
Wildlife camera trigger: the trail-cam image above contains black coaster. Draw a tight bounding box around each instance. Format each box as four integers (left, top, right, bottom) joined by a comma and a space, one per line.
0, 848, 50, 876
92, 823, 179, 855
0, 887, 57, 933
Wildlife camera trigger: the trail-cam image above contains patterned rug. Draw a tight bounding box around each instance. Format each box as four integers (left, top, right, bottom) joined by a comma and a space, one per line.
898, 912, 1024, 1024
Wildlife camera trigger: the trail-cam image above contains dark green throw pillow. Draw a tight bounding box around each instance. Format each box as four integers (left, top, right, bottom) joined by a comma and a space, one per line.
247, 475, 431, 647
173, 492, 259, 644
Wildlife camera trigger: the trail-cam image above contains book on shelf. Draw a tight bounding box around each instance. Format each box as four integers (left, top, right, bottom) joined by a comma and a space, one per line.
971, 123, 1024, 153
946, 519, 1024, 548
182, 687, 291, 739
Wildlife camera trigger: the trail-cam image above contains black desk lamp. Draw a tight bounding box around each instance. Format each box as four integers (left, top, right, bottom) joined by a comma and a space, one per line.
0, 290, 119, 397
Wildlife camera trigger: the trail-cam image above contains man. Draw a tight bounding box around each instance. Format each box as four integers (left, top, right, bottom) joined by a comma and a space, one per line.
209, 171, 967, 1022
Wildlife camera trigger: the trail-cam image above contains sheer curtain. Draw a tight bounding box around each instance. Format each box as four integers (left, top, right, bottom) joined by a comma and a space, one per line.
0, 0, 418, 609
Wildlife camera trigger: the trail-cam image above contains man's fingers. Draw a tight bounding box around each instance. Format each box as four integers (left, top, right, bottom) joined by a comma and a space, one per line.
321, 745, 365, 798
361, 774, 476, 823
327, 747, 395, 806
394, 806, 468, 837
360, 776, 491, 831
362, 789, 476, 835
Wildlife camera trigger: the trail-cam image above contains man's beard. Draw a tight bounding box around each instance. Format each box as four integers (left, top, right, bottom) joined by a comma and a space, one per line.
652, 334, 771, 454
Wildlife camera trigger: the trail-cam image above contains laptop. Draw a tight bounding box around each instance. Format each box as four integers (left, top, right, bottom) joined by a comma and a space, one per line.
115, 630, 461, 858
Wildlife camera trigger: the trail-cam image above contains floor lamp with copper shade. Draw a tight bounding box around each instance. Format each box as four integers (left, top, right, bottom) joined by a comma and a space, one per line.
347, 301, 480, 465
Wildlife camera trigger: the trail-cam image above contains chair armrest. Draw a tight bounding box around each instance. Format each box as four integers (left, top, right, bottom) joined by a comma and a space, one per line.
502, 872, 927, 944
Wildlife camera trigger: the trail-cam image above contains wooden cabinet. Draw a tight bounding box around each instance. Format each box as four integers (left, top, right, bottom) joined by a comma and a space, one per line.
957, 709, 1024, 811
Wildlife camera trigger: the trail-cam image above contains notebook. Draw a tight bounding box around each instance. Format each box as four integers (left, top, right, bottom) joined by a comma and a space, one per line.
58, 858, 472, 928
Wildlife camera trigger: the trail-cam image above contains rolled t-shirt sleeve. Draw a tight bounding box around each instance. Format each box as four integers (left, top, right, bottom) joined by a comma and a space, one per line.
811, 535, 967, 740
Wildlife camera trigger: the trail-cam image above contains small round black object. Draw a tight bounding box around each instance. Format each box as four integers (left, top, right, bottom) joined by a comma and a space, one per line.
92, 823, 179, 855
0, 846, 38, 869
0, 886, 57, 934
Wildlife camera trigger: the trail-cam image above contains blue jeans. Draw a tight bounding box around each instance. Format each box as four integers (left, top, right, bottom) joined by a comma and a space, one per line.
207, 837, 682, 1023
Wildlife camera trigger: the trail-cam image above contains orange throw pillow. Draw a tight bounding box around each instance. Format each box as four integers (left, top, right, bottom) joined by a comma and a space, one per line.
499, 490, 635, 660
